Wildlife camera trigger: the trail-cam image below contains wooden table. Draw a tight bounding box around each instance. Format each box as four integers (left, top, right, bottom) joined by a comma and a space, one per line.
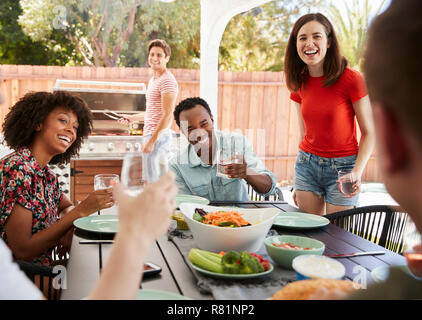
61, 202, 406, 300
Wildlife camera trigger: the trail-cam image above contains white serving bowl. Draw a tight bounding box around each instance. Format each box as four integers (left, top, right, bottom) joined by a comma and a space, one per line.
179, 203, 280, 253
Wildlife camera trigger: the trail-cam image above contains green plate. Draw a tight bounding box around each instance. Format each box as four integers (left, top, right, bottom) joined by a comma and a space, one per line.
273, 212, 330, 230
188, 261, 274, 280
73, 215, 119, 234
136, 289, 191, 300
176, 194, 210, 208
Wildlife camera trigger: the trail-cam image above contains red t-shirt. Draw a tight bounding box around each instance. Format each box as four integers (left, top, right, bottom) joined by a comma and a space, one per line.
290, 67, 367, 158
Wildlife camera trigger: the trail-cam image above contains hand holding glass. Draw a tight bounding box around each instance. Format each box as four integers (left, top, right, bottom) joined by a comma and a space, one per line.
337, 169, 357, 196
217, 149, 244, 179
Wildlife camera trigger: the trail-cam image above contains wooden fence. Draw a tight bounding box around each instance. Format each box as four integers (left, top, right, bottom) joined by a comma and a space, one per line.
0, 64, 381, 184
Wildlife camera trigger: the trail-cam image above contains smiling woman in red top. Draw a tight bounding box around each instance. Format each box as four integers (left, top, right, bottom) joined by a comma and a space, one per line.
0, 91, 115, 266
284, 13, 375, 215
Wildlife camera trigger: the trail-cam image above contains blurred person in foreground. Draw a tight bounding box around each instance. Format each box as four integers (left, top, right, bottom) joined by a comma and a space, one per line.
170, 97, 277, 201
0, 172, 178, 299
313, 0, 422, 299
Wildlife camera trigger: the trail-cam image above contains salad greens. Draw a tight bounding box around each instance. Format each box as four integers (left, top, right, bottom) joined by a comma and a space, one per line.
193, 208, 251, 228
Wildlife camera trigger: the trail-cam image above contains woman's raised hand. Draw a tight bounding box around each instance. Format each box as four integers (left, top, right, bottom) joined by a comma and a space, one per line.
77, 188, 115, 216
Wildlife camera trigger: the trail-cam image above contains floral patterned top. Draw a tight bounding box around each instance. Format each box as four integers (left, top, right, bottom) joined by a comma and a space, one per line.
0, 147, 63, 265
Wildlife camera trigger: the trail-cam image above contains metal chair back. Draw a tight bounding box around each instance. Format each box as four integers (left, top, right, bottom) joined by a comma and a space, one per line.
247, 184, 284, 201
15, 260, 62, 300
325, 205, 409, 253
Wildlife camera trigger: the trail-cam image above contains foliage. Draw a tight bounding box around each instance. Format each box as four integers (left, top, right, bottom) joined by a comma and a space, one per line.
219, 0, 326, 71
8, 0, 385, 70
324, 0, 387, 70
18, 0, 144, 66
123, 0, 200, 68
0, 0, 72, 65
17, 0, 199, 68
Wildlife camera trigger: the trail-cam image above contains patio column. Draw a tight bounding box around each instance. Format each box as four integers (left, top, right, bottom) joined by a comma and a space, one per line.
200, 0, 271, 128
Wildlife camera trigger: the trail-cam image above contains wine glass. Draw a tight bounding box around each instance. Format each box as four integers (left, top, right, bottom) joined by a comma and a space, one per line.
121, 154, 147, 197
338, 169, 356, 196
93, 174, 119, 215
94, 174, 120, 191
402, 216, 422, 278
120, 152, 168, 197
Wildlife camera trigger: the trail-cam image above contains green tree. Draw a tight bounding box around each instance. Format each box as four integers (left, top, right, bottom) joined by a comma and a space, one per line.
219, 0, 327, 71
325, 0, 387, 69
123, 0, 200, 68
18, 0, 143, 67
17, 0, 200, 68
0, 0, 72, 65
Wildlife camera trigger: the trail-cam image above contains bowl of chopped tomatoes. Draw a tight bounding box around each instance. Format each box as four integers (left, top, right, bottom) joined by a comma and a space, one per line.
264, 235, 325, 269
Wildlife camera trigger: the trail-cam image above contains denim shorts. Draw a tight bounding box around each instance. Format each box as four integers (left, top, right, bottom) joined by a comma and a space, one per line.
293, 150, 359, 206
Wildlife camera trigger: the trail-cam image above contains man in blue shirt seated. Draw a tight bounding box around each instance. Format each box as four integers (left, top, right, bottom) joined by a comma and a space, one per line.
170, 97, 277, 201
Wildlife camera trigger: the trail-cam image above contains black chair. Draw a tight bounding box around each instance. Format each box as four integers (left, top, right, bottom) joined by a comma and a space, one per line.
325, 205, 409, 253
247, 184, 284, 201
15, 260, 62, 300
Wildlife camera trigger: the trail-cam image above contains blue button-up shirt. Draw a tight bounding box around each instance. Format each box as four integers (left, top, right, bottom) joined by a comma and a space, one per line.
169, 131, 277, 201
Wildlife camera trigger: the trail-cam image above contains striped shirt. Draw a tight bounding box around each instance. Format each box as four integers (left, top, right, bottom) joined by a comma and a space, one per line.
144, 70, 178, 136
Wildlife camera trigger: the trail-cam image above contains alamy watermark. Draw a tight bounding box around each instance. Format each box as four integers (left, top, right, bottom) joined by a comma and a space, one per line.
52, 5, 69, 30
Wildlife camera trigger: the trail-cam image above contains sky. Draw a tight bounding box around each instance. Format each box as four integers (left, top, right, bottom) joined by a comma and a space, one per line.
328, 0, 392, 23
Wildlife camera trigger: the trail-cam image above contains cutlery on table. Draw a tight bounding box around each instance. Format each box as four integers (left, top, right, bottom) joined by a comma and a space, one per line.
326, 251, 385, 258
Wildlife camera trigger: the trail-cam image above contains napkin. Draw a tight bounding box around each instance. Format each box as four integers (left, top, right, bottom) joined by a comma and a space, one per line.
167, 222, 296, 300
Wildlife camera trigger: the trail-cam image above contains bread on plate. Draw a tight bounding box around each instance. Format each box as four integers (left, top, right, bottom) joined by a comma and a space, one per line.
271, 279, 358, 300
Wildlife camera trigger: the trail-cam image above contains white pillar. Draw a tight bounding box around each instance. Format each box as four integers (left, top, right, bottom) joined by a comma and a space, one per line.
200, 0, 272, 128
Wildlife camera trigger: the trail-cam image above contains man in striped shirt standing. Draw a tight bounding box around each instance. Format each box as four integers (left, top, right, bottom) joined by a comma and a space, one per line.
120, 39, 178, 154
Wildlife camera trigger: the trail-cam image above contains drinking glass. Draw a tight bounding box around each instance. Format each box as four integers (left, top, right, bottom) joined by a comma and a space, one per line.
94, 174, 120, 191
121, 153, 168, 197
338, 169, 356, 196
93, 174, 119, 215
121, 154, 147, 197
216, 148, 243, 179
403, 217, 422, 278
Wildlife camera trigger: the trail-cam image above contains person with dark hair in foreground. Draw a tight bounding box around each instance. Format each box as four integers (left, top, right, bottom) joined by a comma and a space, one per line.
310, 0, 422, 299
346, 0, 422, 300
170, 97, 277, 202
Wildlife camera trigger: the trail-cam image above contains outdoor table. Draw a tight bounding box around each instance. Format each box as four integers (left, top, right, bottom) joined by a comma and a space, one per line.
61, 201, 406, 300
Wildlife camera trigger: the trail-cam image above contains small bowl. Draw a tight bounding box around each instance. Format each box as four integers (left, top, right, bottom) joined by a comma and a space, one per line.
292, 255, 346, 280
171, 211, 189, 230
264, 235, 325, 269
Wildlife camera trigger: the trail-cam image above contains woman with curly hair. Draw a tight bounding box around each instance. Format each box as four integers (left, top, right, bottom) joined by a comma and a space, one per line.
0, 91, 114, 266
